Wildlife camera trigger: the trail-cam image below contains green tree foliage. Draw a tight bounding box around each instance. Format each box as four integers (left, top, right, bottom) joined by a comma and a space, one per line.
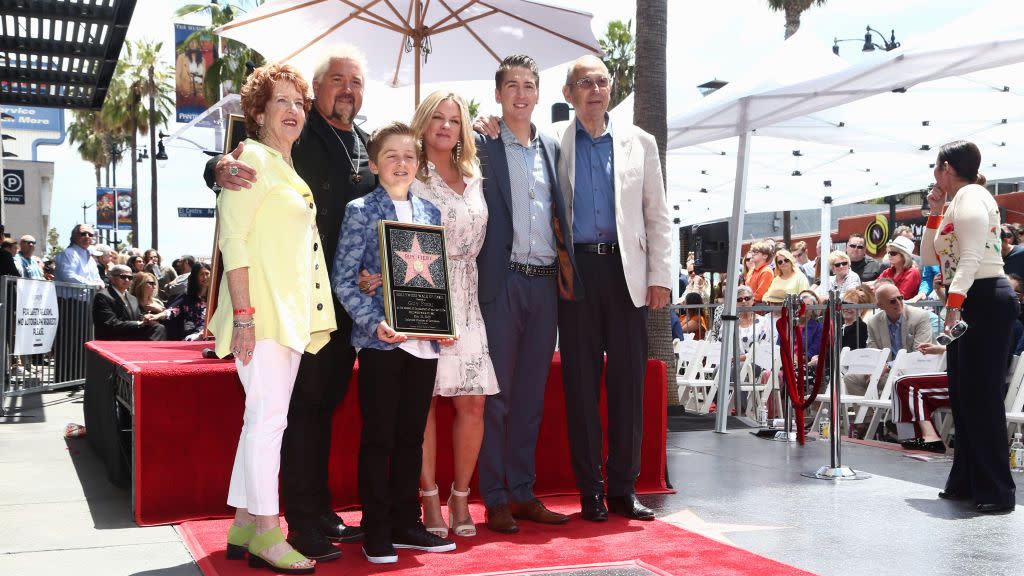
600, 19, 635, 110
766, 0, 828, 39
175, 2, 266, 102
46, 227, 61, 259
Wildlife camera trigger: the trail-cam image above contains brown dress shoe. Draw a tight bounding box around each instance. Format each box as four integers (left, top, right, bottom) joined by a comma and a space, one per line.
509, 498, 569, 525
485, 504, 519, 534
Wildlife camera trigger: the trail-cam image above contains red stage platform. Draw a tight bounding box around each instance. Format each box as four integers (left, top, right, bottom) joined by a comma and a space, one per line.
83, 340, 670, 526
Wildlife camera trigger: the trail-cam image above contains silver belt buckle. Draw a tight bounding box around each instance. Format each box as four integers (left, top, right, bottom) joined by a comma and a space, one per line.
596, 243, 609, 255
524, 263, 534, 275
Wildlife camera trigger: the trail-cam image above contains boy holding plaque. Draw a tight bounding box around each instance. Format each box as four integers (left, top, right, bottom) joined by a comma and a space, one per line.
332, 122, 456, 564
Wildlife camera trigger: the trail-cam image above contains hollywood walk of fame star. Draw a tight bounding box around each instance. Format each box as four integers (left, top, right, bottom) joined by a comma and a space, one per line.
658, 509, 786, 546
395, 233, 440, 286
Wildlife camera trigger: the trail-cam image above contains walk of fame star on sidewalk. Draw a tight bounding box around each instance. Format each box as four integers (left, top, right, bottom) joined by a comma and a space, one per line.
658, 509, 787, 546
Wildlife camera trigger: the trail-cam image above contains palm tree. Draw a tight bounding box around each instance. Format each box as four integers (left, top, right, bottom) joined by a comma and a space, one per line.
633, 0, 675, 392
175, 1, 266, 103
102, 40, 173, 247
600, 19, 635, 110
767, 0, 827, 39
768, 0, 828, 244
67, 110, 110, 187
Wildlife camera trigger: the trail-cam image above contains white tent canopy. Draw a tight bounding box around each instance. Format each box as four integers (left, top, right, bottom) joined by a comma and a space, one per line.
655, 0, 1024, 431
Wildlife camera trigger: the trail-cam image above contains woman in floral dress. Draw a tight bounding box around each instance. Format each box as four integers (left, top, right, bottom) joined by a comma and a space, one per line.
410, 91, 499, 537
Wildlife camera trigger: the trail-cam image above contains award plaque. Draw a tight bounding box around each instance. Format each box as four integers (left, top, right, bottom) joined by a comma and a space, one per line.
378, 220, 456, 339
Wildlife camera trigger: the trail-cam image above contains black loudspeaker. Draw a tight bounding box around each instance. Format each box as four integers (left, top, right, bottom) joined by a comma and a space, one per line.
692, 221, 730, 273
551, 102, 571, 123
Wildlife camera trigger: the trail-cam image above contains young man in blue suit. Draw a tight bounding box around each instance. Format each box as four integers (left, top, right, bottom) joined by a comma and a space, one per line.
475, 55, 582, 534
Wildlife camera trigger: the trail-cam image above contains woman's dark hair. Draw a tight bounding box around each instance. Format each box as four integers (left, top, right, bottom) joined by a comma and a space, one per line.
127, 255, 144, 271
937, 140, 986, 186
187, 262, 211, 301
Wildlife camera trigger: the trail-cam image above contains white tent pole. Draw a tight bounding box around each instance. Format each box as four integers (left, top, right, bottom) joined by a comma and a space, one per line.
819, 196, 833, 292
714, 97, 751, 434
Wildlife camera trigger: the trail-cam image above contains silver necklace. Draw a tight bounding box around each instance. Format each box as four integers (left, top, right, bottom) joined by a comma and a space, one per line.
329, 125, 364, 184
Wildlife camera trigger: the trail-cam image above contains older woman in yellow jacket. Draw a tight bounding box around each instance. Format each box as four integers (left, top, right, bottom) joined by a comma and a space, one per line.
208, 63, 335, 574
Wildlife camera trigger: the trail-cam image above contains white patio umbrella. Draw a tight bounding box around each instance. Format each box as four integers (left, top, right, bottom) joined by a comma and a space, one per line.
215, 0, 601, 104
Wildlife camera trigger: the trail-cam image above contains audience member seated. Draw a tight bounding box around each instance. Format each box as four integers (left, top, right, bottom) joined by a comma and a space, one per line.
130, 271, 166, 316
93, 265, 167, 341
1, 238, 20, 277
679, 292, 708, 340
850, 283, 934, 397
763, 249, 809, 304
892, 342, 948, 453
166, 262, 210, 341
841, 288, 871, 350
163, 254, 195, 300
846, 232, 887, 282
746, 241, 776, 303
814, 250, 861, 300
1001, 223, 1024, 279
878, 236, 922, 301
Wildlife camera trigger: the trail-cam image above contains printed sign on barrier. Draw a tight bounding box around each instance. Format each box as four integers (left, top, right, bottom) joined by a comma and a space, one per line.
14, 279, 59, 355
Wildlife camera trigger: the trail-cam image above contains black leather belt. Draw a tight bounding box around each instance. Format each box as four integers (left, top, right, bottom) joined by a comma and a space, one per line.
509, 261, 557, 277
575, 242, 619, 255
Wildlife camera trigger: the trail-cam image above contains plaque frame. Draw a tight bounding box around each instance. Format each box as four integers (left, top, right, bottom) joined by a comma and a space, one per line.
378, 220, 456, 339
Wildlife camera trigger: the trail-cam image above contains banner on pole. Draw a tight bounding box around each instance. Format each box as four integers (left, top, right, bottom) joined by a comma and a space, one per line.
96, 187, 132, 231
174, 23, 218, 126
14, 279, 59, 355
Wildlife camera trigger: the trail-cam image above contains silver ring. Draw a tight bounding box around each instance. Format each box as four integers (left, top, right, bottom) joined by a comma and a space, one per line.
247, 351, 253, 357
232, 349, 238, 354
228, 165, 239, 176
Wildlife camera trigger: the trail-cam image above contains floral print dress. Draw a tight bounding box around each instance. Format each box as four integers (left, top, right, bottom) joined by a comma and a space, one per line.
411, 163, 499, 397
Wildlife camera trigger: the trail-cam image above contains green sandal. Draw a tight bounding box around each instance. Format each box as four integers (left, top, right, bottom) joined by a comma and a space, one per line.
247, 527, 315, 574
226, 523, 256, 560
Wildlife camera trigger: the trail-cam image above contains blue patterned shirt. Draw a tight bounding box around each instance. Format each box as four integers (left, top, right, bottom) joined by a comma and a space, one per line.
887, 315, 903, 360
500, 122, 555, 266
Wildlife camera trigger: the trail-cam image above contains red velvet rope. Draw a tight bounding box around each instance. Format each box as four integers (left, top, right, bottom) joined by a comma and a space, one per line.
776, 301, 833, 444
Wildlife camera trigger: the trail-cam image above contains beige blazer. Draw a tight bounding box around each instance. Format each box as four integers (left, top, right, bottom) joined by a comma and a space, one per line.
865, 305, 934, 354
552, 119, 673, 308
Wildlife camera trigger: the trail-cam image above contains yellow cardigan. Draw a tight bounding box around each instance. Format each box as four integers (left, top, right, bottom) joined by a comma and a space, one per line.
209, 140, 336, 357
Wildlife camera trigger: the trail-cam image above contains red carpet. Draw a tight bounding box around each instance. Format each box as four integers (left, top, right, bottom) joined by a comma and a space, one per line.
178, 496, 814, 576
85, 341, 671, 526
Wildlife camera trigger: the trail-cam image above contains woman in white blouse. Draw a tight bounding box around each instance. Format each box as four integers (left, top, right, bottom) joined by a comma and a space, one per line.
923, 140, 1017, 514
814, 250, 861, 300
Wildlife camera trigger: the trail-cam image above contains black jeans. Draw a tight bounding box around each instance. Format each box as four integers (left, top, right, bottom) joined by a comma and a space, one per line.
281, 315, 356, 531
357, 347, 437, 542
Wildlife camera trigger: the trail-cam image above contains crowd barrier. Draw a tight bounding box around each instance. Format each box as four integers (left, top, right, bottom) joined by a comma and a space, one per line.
1, 276, 98, 415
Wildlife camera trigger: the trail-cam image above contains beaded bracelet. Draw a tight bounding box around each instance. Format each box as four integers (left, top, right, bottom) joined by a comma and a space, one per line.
232, 319, 256, 329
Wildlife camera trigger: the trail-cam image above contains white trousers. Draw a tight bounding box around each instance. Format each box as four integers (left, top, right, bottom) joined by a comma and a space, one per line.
227, 339, 302, 515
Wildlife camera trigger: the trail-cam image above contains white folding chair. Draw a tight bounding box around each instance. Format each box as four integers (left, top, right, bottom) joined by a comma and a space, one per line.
811, 347, 889, 434
675, 338, 705, 406
737, 341, 782, 419
852, 350, 946, 440
1004, 356, 1024, 436
678, 340, 722, 414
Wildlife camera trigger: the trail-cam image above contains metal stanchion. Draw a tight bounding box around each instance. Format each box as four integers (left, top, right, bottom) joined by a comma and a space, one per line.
803, 287, 870, 480
772, 294, 798, 442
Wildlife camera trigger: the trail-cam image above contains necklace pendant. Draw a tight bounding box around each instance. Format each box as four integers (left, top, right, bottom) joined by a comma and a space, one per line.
529, 189, 536, 200
351, 173, 363, 184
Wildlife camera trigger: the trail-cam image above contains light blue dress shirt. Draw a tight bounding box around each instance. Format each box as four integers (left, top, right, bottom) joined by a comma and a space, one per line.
500, 122, 556, 266
55, 244, 101, 286
572, 116, 617, 244
887, 315, 903, 360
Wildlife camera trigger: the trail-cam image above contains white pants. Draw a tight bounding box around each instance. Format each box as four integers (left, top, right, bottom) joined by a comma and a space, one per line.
227, 339, 302, 515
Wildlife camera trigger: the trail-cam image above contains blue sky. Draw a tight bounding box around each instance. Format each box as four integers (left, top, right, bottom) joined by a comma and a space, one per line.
34, 0, 980, 259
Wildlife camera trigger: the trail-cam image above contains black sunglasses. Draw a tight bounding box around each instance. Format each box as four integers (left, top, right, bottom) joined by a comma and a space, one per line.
887, 251, 901, 257
145, 281, 157, 286
22, 240, 35, 245
115, 274, 133, 280
833, 261, 850, 267
1002, 232, 1014, 239
79, 232, 94, 237
737, 295, 753, 302
847, 243, 865, 249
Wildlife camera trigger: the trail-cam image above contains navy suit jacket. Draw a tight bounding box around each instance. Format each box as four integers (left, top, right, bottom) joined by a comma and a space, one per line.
475, 130, 581, 305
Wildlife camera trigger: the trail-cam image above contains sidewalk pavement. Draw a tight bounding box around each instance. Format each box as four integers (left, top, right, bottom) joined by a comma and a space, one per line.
0, 388, 200, 575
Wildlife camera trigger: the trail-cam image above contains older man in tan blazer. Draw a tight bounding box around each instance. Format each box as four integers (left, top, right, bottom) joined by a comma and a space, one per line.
552, 55, 673, 523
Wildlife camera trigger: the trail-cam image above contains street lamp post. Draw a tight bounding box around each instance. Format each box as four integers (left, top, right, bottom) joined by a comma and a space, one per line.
148, 64, 159, 250
833, 26, 900, 56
